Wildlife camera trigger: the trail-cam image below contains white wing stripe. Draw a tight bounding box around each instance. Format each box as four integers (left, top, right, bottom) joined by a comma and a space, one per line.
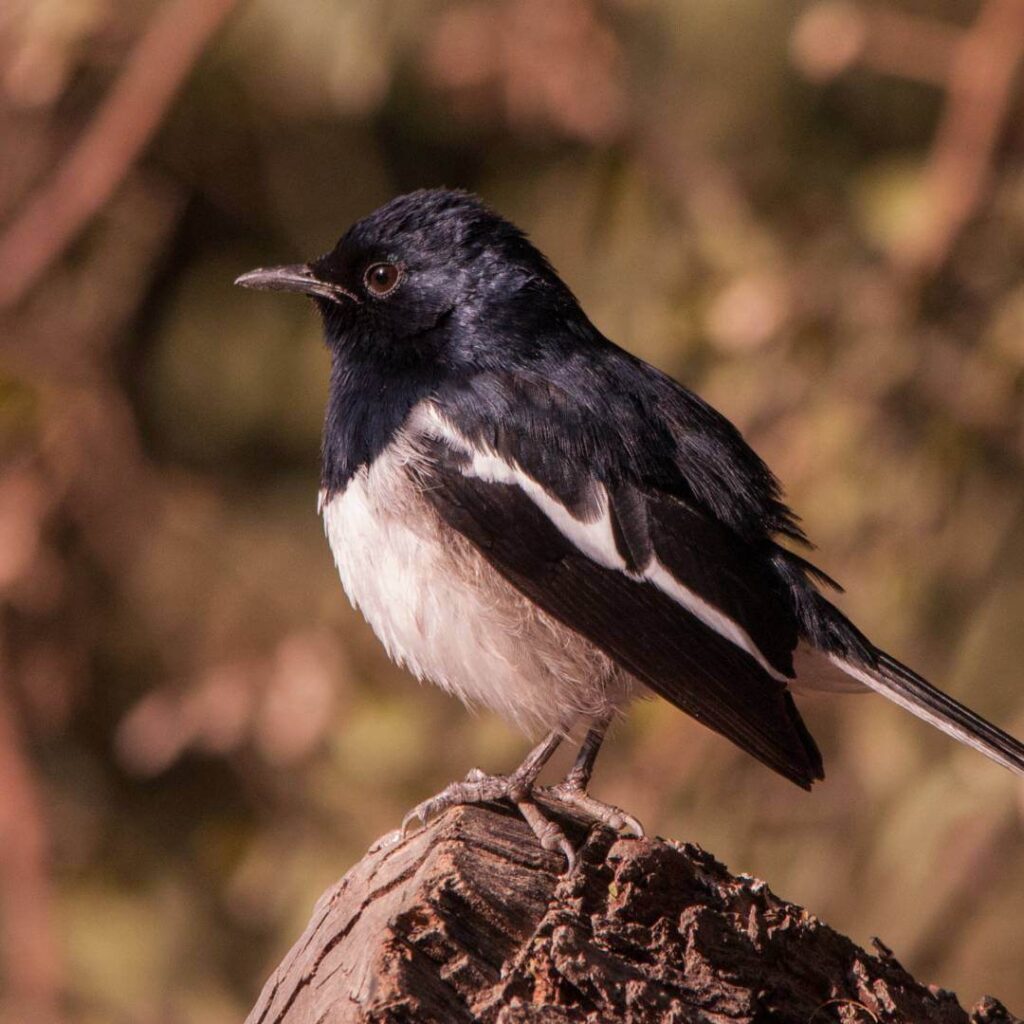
644, 559, 787, 680
415, 402, 787, 682
467, 449, 627, 571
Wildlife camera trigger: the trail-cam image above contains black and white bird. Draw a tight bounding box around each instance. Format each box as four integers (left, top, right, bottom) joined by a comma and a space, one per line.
237, 188, 1024, 865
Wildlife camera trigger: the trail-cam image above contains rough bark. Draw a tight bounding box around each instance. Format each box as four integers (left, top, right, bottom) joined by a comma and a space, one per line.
246, 801, 1021, 1024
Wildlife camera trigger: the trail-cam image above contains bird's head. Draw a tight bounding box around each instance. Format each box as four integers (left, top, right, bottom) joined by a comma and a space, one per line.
235, 189, 575, 360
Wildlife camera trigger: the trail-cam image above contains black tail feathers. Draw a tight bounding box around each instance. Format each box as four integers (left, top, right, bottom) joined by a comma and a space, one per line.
839, 650, 1024, 777
776, 545, 1024, 777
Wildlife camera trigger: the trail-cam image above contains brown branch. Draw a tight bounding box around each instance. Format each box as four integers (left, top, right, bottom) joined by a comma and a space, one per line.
791, 2, 961, 87
896, 0, 1024, 275
0, 656, 62, 1024
0, 0, 237, 310
246, 802, 1022, 1023
792, 0, 1024, 279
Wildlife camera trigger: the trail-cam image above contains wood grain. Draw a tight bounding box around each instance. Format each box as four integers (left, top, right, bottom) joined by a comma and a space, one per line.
246, 802, 1021, 1024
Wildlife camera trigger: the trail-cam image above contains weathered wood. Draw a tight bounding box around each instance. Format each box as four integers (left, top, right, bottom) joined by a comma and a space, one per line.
246, 801, 1021, 1024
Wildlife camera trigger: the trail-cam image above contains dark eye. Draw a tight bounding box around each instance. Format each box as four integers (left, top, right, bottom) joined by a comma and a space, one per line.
364, 262, 402, 297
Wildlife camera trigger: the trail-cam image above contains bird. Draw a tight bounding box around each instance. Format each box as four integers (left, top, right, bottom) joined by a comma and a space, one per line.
236, 188, 1024, 867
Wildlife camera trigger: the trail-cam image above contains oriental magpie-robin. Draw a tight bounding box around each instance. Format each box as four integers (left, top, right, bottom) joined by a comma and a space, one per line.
237, 189, 1024, 866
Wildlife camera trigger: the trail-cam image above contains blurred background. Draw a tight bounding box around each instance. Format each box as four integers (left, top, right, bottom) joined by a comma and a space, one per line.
2, 0, 1024, 1020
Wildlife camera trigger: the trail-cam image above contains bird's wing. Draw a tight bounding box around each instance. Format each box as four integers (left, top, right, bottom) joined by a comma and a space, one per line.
411, 404, 824, 788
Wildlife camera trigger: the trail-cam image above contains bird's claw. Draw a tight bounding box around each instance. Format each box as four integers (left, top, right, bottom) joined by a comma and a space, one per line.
516, 795, 578, 872
368, 827, 404, 854
538, 783, 645, 838
399, 768, 579, 871
400, 766, 506, 837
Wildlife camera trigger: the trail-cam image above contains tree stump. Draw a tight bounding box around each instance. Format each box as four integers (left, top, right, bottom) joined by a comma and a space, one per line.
245, 801, 1021, 1024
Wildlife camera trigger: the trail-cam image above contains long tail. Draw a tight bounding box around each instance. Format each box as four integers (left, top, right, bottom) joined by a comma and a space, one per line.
774, 548, 1024, 777
829, 650, 1024, 777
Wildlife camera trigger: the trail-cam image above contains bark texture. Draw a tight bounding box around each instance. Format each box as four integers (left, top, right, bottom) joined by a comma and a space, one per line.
246, 802, 1021, 1024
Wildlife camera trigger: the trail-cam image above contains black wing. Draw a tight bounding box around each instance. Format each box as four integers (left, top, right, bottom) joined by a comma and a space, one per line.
417, 431, 823, 789
422, 321, 1024, 783
433, 358, 820, 672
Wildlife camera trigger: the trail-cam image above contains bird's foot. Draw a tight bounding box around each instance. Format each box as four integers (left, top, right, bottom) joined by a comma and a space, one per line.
537, 781, 645, 838
401, 767, 577, 870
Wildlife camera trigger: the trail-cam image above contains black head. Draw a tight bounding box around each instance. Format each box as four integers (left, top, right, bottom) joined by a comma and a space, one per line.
236, 190, 589, 491
235, 189, 575, 355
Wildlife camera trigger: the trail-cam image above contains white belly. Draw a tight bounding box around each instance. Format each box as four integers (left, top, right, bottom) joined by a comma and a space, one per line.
320, 437, 630, 736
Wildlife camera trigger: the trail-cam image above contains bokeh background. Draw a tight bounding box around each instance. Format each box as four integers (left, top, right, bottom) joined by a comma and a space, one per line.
2, 0, 1024, 1020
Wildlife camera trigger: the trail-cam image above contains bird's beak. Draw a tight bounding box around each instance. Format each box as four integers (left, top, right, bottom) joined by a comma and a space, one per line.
234, 264, 358, 303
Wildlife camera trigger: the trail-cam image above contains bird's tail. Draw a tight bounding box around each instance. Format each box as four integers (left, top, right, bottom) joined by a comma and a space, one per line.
774, 548, 1024, 777
828, 649, 1024, 777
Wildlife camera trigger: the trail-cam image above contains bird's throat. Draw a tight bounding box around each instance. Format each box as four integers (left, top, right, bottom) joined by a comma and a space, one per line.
320, 347, 435, 497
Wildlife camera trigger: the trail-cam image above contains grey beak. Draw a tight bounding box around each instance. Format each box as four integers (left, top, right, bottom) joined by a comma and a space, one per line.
234, 264, 359, 303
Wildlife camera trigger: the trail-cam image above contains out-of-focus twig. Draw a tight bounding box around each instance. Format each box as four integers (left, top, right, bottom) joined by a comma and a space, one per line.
0, 178, 185, 372
0, 655, 63, 1024
898, 0, 1024, 275
791, 1, 960, 87
0, 181, 183, 578
791, 0, 1024, 279
0, 0, 237, 310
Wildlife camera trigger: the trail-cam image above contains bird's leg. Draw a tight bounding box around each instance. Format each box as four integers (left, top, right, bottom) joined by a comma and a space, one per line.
539, 717, 644, 837
401, 728, 578, 868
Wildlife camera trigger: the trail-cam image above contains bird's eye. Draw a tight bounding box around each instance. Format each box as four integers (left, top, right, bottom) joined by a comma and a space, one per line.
364, 262, 402, 297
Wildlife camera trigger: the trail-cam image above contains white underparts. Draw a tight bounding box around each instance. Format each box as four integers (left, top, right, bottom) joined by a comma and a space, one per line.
320, 429, 631, 736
